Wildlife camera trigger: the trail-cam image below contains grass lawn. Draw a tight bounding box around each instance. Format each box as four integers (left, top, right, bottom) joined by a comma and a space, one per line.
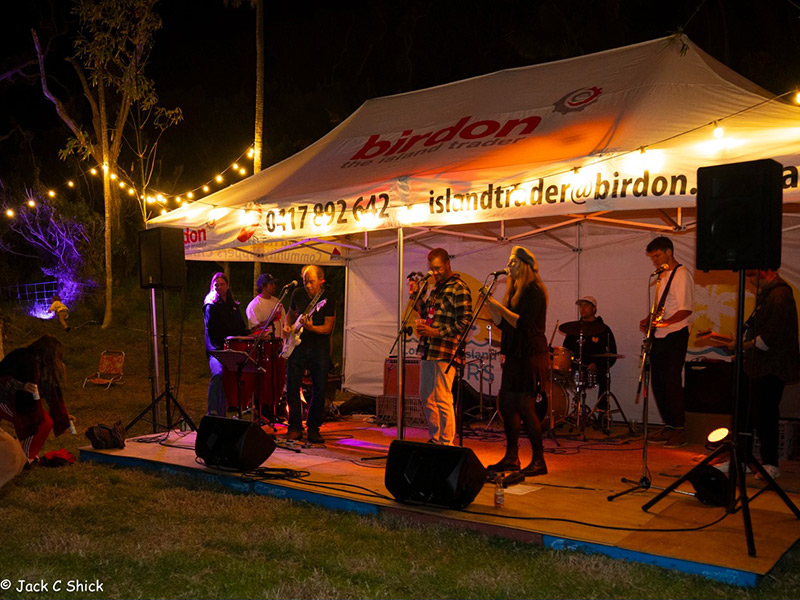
1, 283, 800, 599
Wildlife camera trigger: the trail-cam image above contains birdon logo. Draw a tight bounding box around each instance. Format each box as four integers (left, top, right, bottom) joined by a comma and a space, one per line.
553, 86, 603, 114
349, 115, 543, 161
184, 227, 207, 245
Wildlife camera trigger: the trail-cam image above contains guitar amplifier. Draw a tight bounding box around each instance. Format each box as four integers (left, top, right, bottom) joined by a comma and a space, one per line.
383, 356, 421, 396
684, 360, 734, 414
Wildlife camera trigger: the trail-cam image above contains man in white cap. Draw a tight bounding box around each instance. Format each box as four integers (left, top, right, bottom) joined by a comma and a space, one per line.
246, 273, 284, 337
562, 296, 617, 410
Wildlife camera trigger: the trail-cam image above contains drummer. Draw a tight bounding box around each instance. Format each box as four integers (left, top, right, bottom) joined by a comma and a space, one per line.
561, 296, 617, 409
246, 273, 284, 337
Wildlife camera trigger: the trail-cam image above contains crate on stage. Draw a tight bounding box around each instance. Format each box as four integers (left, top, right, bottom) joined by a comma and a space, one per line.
376, 395, 427, 428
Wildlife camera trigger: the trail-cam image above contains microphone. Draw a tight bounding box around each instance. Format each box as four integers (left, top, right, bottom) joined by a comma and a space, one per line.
652, 264, 669, 276
282, 280, 299, 289
490, 267, 510, 277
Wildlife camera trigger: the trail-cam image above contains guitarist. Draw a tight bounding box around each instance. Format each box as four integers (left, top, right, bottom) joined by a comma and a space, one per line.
283, 265, 336, 444
638, 236, 694, 449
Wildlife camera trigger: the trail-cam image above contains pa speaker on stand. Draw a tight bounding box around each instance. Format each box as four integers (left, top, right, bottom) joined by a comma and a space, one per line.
127, 227, 195, 433
139, 227, 186, 289
696, 158, 782, 271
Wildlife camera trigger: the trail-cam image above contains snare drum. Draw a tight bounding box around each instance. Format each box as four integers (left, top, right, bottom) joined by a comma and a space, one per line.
573, 367, 597, 389
551, 347, 573, 372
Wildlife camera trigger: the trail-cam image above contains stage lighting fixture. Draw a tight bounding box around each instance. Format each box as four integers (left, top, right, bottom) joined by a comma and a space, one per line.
706, 427, 730, 450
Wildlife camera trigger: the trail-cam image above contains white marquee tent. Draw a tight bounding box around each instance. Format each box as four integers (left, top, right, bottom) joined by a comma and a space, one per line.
149, 35, 800, 421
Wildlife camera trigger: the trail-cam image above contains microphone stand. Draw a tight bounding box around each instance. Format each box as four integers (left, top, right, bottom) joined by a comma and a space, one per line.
389, 276, 430, 440
608, 270, 664, 502
447, 272, 501, 446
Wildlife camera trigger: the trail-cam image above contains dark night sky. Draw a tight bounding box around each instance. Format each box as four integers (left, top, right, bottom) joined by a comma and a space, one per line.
2, 0, 800, 202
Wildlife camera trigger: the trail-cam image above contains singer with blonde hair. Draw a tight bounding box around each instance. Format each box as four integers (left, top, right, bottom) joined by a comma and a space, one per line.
484, 246, 548, 476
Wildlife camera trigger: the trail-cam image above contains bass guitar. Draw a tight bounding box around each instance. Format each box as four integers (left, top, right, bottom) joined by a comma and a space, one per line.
280, 290, 327, 359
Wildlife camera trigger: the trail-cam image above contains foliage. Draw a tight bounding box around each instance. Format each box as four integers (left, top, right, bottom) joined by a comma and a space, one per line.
0, 186, 100, 294
34, 0, 180, 327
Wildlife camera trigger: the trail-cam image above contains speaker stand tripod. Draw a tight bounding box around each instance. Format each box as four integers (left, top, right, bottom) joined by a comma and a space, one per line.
127, 287, 196, 433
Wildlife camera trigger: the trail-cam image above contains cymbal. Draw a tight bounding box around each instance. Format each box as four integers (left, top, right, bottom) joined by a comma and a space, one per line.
593, 352, 625, 359
558, 320, 606, 337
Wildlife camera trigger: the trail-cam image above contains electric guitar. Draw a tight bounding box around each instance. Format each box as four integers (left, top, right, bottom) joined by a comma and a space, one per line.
280, 290, 327, 359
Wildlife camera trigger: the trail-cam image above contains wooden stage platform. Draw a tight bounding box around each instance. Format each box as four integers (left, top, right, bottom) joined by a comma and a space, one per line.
79, 417, 800, 587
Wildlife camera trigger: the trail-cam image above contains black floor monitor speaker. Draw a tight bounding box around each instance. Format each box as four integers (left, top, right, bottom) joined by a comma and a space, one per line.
139, 227, 186, 289
195, 416, 276, 472
384, 440, 486, 509
696, 158, 782, 271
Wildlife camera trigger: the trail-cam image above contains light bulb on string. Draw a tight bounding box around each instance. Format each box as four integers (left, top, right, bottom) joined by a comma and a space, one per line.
187, 192, 194, 199
713, 121, 724, 138
67, 181, 75, 188
5, 208, 14, 218
48, 190, 55, 197
215, 175, 223, 183
27, 199, 36, 208
202, 185, 210, 193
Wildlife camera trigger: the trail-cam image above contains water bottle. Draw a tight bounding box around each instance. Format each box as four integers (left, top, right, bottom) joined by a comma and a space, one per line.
494, 472, 505, 508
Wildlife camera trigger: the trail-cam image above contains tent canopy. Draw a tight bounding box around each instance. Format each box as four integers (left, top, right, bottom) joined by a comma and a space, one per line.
149, 34, 800, 259
148, 35, 800, 413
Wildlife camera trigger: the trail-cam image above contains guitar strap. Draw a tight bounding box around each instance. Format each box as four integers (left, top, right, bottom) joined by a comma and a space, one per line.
652, 264, 681, 332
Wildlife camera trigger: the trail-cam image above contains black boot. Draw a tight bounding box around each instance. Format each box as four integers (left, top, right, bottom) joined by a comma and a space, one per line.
488, 392, 521, 472
519, 394, 547, 476
487, 447, 521, 472
521, 455, 548, 476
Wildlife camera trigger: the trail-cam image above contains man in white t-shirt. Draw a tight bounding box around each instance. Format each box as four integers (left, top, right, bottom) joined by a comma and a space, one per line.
246, 273, 284, 337
638, 236, 694, 448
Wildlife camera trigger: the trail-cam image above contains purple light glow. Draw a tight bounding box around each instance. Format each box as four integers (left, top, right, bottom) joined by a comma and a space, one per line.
337, 439, 391, 451
30, 305, 57, 320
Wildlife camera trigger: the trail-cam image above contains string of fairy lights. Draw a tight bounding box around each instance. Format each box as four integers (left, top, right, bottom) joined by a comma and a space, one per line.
2, 145, 256, 220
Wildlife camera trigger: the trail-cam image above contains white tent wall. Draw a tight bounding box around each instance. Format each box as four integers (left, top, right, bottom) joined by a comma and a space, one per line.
343, 225, 800, 425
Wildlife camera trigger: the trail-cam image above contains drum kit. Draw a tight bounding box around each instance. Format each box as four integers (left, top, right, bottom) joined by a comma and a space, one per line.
213, 334, 287, 426
538, 319, 633, 436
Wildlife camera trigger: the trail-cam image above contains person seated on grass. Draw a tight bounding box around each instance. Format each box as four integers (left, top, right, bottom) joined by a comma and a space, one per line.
0, 336, 73, 464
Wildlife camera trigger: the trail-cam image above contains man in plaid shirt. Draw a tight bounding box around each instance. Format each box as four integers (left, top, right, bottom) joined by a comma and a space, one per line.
410, 248, 473, 445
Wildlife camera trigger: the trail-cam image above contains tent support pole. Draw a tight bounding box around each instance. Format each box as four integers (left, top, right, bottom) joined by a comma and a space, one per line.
396, 227, 405, 440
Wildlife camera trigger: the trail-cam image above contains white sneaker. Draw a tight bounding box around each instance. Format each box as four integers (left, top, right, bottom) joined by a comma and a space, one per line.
756, 464, 780, 480
713, 461, 751, 474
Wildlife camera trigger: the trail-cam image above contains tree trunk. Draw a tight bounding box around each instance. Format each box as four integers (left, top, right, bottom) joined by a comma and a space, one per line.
99, 79, 113, 329
252, 0, 265, 297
